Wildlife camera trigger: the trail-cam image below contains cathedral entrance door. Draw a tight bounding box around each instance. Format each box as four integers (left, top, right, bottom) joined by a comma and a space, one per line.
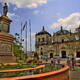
50, 53, 53, 58
77, 52, 80, 58
61, 51, 66, 58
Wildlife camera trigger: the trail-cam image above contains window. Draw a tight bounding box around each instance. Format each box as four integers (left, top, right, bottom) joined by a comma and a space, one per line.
42, 38, 44, 42
50, 53, 53, 58
41, 48, 42, 50
77, 52, 80, 58
62, 39, 64, 43
38, 38, 40, 42
41, 52, 43, 55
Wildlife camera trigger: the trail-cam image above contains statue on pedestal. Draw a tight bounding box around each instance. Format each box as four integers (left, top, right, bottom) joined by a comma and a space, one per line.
3, 3, 8, 16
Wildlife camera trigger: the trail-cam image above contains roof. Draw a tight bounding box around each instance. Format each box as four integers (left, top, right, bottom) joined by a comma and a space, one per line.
54, 26, 70, 35
75, 25, 80, 32
36, 26, 51, 36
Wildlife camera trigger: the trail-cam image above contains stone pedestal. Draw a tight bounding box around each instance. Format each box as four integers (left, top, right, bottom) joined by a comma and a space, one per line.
0, 16, 11, 33
0, 16, 16, 63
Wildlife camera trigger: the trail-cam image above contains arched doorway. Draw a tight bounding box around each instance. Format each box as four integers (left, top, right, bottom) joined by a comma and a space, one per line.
77, 52, 80, 58
50, 53, 53, 58
61, 51, 66, 58
62, 39, 64, 43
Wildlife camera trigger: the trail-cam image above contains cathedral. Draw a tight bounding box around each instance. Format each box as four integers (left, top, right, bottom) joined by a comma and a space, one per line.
35, 26, 80, 62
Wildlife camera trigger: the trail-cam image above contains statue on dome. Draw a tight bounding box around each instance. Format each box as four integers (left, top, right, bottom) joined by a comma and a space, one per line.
3, 3, 8, 16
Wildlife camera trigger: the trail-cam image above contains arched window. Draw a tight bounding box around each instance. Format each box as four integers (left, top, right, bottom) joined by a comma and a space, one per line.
41, 48, 42, 50
42, 38, 44, 42
41, 52, 43, 55
62, 39, 64, 43
77, 52, 80, 57
38, 38, 40, 42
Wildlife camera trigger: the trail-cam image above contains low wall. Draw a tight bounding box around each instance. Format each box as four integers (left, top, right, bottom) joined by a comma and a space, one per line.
0, 65, 69, 80
32, 65, 69, 80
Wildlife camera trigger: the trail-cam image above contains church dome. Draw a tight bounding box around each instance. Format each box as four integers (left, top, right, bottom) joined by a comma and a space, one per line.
75, 25, 80, 32
36, 26, 51, 36
54, 26, 70, 35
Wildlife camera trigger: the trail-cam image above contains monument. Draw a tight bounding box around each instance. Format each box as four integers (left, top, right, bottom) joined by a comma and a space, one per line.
0, 3, 16, 63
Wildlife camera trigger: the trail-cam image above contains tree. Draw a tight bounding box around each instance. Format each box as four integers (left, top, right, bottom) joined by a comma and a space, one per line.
13, 33, 23, 60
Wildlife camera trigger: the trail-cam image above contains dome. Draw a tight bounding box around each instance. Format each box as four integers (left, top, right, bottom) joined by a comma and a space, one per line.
54, 26, 70, 35
75, 25, 80, 32
36, 26, 51, 36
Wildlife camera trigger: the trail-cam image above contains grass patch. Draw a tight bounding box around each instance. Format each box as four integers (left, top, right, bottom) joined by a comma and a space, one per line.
0, 63, 37, 70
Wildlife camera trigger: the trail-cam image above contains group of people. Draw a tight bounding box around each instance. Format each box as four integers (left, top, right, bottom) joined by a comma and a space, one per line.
51, 57, 61, 65
50, 56, 76, 70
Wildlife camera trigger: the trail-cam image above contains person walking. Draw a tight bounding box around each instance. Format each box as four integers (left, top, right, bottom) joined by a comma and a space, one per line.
51, 57, 53, 64
57, 57, 60, 64
71, 56, 76, 70
67, 57, 71, 69
53, 56, 56, 66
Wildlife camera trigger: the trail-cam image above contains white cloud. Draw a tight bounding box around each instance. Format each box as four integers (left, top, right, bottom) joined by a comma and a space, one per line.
7, 12, 16, 18
34, 10, 39, 14
51, 12, 80, 32
0, 0, 47, 8
31, 32, 36, 36
13, 7, 17, 11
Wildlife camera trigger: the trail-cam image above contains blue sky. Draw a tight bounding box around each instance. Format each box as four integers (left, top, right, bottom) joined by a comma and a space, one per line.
0, 0, 80, 51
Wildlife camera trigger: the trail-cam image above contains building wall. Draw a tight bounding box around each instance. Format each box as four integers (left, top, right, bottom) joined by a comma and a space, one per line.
35, 28, 80, 62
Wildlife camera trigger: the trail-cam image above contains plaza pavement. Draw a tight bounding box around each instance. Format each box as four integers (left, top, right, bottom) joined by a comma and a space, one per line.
69, 66, 80, 80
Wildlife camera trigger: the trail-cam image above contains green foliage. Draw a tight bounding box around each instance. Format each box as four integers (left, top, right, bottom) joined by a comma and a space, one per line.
33, 69, 40, 74
13, 42, 22, 57
30, 62, 35, 65
0, 63, 37, 70
16, 64, 23, 69
13, 34, 23, 59
17, 60, 24, 64
0, 63, 4, 66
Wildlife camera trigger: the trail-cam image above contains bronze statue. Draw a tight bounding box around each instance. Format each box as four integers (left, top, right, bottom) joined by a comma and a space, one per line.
3, 3, 8, 16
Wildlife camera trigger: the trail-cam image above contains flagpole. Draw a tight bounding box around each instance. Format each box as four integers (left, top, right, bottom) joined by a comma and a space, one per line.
29, 19, 32, 53
21, 22, 23, 59
25, 22, 27, 55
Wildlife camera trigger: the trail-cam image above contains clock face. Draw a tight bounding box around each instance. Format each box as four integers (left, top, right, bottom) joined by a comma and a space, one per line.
0, 42, 12, 53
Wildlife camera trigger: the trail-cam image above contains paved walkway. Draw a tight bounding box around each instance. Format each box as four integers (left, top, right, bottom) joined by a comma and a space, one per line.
69, 66, 80, 80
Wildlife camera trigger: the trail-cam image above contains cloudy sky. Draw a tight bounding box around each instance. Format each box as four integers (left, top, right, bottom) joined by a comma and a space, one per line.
0, 0, 80, 51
